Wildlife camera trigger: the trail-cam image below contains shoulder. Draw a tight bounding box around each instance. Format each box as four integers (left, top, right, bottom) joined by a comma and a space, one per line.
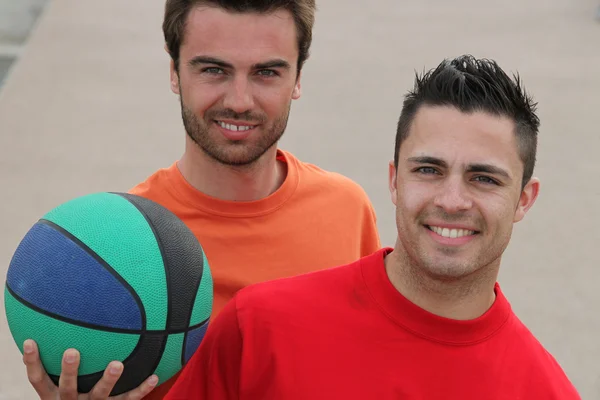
508, 316, 580, 397
128, 163, 176, 202
283, 150, 373, 205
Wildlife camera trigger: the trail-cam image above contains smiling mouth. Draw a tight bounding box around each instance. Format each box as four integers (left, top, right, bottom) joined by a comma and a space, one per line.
215, 120, 258, 132
425, 225, 479, 238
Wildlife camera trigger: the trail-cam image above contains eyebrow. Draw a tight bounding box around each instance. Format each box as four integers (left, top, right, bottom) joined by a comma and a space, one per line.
254, 59, 291, 70
407, 156, 512, 181
188, 56, 291, 71
408, 156, 447, 168
467, 163, 512, 181
189, 56, 233, 69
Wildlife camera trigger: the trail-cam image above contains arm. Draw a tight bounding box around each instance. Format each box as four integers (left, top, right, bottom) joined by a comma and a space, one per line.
164, 297, 243, 400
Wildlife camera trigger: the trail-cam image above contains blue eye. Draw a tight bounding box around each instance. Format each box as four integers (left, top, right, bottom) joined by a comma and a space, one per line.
473, 176, 498, 185
416, 167, 439, 175
257, 69, 278, 77
203, 67, 224, 75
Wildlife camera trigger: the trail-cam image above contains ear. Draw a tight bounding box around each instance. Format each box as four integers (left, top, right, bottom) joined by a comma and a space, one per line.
170, 58, 180, 95
513, 177, 540, 223
389, 161, 398, 206
292, 70, 302, 100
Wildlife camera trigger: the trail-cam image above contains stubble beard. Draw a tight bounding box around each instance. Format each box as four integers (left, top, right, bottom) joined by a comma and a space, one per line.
180, 97, 291, 167
395, 210, 507, 286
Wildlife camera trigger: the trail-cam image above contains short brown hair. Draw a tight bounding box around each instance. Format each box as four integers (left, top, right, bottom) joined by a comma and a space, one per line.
163, 0, 316, 74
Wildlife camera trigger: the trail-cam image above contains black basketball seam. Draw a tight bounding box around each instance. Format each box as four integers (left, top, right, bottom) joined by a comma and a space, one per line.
112, 193, 173, 376
5, 283, 208, 334
37, 219, 147, 332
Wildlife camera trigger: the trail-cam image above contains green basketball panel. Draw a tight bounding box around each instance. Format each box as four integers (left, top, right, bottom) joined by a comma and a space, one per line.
153, 333, 185, 385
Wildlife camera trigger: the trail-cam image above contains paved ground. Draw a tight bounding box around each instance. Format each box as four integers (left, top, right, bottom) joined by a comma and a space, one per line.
0, 0, 599, 398
0, 0, 48, 88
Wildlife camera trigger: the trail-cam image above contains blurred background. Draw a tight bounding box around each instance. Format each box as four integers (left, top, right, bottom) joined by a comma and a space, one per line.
0, 0, 48, 87
1, 0, 599, 398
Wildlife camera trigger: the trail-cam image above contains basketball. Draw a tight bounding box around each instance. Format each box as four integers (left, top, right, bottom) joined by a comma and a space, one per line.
4, 192, 213, 395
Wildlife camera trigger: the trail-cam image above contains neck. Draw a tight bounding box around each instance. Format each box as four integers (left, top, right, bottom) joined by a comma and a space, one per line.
177, 136, 286, 202
384, 244, 499, 321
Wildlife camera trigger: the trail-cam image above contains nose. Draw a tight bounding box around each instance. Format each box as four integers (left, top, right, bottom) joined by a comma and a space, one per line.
222, 76, 255, 113
433, 177, 473, 214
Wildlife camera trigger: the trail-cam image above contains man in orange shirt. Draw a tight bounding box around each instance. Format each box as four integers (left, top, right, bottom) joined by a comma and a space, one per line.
20, 1, 380, 399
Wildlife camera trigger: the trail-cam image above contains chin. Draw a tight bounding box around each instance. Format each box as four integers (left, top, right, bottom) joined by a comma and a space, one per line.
419, 258, 482, 281
210, 146, 270, 166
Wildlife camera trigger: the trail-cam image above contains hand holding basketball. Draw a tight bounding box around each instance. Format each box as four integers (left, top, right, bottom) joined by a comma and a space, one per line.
23, 340, 157, 400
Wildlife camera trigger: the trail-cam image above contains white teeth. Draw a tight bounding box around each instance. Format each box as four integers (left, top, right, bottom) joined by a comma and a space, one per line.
218, 121, 253, 132
429, 226, 475, 238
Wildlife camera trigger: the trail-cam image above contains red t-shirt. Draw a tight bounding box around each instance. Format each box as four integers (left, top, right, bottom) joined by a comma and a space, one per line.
165, 248, 580, 400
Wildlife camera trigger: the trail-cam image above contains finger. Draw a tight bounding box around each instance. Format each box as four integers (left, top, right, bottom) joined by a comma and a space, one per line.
22, 339, 56, 400
121, 375, 159, 400
88, 361, 123, 400
58, 349, 80, 400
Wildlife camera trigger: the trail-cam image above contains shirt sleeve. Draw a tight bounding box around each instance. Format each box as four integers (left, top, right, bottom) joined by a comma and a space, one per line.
164, 297, 243, 400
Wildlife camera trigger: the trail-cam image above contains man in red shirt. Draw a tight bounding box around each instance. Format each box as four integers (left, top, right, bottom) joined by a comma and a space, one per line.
164, 55, 581, 399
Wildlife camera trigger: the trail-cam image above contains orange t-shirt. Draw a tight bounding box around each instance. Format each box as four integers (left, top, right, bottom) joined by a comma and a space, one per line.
129, 149, 381, 398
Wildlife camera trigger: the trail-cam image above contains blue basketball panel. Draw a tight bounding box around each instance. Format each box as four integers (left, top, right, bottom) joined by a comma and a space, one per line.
184, 320, 209, 364
7, 222, 142, 330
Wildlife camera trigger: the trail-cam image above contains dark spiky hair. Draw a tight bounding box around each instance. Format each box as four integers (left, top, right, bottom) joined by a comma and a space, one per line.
394, 55, 540, 187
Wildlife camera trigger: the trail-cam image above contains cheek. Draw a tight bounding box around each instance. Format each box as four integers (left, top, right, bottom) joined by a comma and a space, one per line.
252, 83, 295, 113
180, 78, 221, 111
254, 92, 283, 115
478, 194, 518, 231
397, 183, 431, 217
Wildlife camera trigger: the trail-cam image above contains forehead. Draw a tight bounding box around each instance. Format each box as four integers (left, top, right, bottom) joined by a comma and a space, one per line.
181, 6, 299, 66
401, 106, 522, 171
